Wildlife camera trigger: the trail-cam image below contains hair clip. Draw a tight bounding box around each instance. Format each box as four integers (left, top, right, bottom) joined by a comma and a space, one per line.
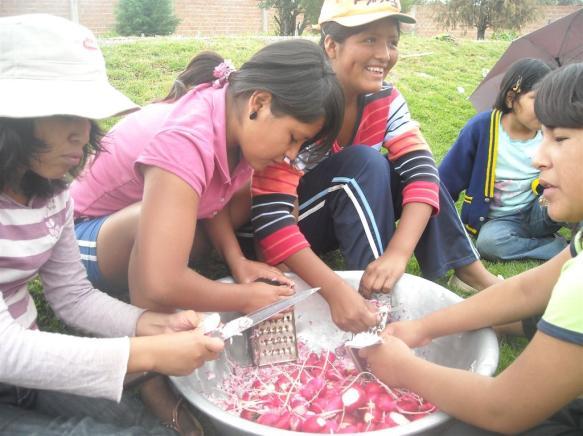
512, 77, 523, 94
212, 59, 236, 89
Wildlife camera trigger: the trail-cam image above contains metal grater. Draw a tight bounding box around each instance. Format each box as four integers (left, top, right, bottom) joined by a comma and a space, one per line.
249, 311, 298, 366
346, 305, 392, 372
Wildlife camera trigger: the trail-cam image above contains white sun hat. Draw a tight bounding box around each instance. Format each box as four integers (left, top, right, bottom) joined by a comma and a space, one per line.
0, 14, 139, 119
317, 0, 416, 29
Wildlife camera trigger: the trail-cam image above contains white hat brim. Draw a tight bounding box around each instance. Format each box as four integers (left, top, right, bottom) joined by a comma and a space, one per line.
0, 78, 139, 119
318, 10, 416, 29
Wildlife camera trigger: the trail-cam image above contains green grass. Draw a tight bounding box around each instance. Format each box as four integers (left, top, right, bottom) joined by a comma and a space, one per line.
32, 34, 534, 371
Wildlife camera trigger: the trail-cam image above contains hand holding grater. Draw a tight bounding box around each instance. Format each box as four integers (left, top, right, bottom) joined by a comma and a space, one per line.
200, 286, 320, 367
345, 305, 392, 372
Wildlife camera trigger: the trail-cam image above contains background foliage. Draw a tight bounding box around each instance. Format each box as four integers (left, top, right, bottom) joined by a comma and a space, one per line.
116, 0, 179, 36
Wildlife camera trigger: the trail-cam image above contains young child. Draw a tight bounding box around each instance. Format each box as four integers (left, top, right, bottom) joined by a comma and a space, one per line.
70, 40, 344, 313
0, 14, 223, 434
248, 0, 501, 333
362, 63, 583, 435
440, 58, 566, 262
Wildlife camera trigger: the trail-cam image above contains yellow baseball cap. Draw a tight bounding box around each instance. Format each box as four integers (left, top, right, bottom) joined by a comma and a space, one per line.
317, 0, 416, 29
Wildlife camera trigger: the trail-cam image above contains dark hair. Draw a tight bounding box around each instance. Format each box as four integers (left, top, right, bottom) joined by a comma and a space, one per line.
319, 18, 401, 48
230, 39, 344, 151
493, 58, 552, 114
160, 39, 344, 154
0, 117, 103, 198
161, 51, 224, 102
535, 63, 583, 129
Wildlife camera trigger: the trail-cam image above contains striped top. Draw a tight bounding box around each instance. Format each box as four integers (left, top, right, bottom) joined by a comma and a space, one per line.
0, 190, 144, 401
251, 84, 440, 265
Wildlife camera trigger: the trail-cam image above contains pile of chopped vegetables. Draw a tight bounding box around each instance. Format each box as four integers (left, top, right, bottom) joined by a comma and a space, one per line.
207, 342, 436, 433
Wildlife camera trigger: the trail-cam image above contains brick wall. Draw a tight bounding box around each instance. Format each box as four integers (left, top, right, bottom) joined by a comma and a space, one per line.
1, 1, 580, 38
1, 0, 70, 19
174, 0, 268, 36
0, 0, 270, 36
78, 0, 117, 35
412, 4, 582, 39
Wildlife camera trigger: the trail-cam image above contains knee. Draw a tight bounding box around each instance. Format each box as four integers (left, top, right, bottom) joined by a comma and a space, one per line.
340, 146, 389, 178
476, 229, 512, 260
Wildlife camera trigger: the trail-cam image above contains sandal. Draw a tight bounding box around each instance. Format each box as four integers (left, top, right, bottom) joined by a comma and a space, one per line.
164, 398, 205, 436
448, 274, 504, 294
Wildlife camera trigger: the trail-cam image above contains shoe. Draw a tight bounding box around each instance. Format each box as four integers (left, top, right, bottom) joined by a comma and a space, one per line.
164, 398, 205, 436
448, 274, 479, 294
448, 274, 504, 294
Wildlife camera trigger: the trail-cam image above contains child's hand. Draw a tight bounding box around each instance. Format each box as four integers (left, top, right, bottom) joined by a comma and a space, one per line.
326, 284, 378, 333
384, 319, 432, 349
359, 251, 408, 297
161, 310, 204, 334
136, 310, 204, 336
240, 281, 295, 313
359, 334, 415, 386
230, 257, 294, 287
130, 330, 224, 376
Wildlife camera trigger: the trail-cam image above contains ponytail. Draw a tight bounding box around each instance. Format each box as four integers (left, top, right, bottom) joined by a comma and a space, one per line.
161, 51, 224, 102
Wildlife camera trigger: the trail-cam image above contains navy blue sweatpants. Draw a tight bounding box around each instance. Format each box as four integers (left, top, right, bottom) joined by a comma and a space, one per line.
297, 146, 480, 280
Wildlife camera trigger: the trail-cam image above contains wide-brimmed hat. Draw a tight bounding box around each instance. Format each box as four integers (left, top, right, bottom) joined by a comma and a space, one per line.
317, 0, 416, 29
0, 14, 138, 119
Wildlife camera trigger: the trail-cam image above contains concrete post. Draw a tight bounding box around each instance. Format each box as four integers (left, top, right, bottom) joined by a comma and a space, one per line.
69, 0, 79, 23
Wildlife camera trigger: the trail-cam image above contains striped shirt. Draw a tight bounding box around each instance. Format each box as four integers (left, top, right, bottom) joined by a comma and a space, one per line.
0, 190, 144, 401
251, 84, 440, 265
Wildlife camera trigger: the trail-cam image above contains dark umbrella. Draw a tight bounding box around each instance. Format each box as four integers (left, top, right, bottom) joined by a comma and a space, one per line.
470, 8, 583, 112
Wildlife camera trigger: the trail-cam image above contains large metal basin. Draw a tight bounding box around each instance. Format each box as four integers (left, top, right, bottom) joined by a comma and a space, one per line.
171, 271, 499, 435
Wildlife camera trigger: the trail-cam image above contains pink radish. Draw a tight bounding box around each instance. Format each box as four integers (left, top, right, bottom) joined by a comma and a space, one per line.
364, 381, 383, 396
376, 393, 397, 412
389, 411, 411, 426
342, 385, 366, 412
274, 412, 292, 430
337, 424, 359, 433
398, 398, 419, 412
257, 412, 280, 426
240, 409, 256, 421
300, 415, 327, 433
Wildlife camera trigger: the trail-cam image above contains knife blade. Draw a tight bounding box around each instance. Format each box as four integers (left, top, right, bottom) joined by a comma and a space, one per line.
209, 286, 320, 340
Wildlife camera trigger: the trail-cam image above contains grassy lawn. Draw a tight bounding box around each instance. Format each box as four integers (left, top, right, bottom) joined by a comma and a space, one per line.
33, 34, 536, 371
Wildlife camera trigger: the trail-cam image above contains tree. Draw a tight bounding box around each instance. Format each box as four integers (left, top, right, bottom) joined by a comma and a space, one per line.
434, 0, 540, 40
401, 0, 429, 12
258, 0, 324, 36
116, 0, 179, 36
537, 0, 583, 4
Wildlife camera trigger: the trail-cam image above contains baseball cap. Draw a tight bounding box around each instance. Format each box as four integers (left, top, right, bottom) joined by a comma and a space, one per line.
0, 14, 138, 119
317, 0, 416, 29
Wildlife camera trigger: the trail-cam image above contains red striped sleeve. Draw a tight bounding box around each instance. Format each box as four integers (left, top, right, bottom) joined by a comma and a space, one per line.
402, 181, 440, 214
384, 128, 430, 161
252, 163, 302, 197
259, 225, 310, 265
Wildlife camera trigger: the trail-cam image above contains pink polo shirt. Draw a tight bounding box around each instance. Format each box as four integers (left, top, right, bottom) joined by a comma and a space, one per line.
71, 84, 252, 219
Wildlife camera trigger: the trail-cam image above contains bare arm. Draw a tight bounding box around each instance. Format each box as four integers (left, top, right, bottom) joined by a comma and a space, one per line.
363, 330, 583, 434
203, 207, 292, 286
129, 167, 293, 313
387, 247, 572, 347
283, 247, 378, 333
360, 202, 433, 295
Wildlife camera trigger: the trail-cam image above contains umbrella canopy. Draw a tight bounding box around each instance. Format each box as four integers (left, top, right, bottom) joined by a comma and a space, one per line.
470, 8, 583, 112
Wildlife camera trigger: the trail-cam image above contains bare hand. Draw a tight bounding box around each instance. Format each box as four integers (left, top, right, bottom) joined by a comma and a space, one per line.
359, 251, 408, 297
359, 334, 414, 386
133, 330, 225, 376
161, 310, 203, 334
230, 257, 294, 287
240, 282, 295, 313
383, 319, 432, 348
326, 284, 378, 333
